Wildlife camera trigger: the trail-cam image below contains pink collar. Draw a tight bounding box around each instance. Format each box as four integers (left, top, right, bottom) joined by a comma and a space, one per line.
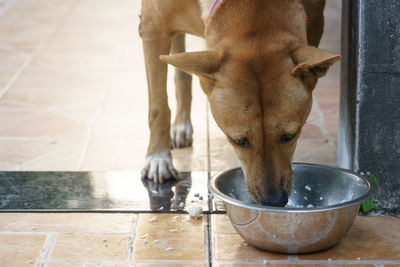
209, 0, 224, 19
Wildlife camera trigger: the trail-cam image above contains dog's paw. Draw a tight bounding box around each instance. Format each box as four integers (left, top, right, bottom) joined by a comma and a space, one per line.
170, 121, 193, 148
141, 151, 179, 183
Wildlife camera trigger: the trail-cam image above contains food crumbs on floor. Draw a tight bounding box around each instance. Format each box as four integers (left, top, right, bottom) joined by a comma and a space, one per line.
28, 260, 34, 264
143, 239, 148, 244
153, 239, 159, 243
31, 227, 37, 230
102, 238, 107, 242
243, 242, 248, 246
149, 216, 157, 222
305, 185, 312, 191
168, 229, 178, 232
165, 247, 173, 251
188, 205, 203, 219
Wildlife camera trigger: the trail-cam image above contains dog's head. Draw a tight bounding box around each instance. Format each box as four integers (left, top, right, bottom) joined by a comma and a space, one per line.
161, 43, 339, 206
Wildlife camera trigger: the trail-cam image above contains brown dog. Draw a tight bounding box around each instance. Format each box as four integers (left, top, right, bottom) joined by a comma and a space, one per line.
140, 0, 340, 206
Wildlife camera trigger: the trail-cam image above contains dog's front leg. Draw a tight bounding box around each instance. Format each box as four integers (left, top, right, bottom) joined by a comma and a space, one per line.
140, 23, 177, 183
170, 34, 193, 148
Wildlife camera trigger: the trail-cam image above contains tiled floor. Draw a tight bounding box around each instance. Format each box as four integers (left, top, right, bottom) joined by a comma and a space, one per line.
0, 0, 398, 266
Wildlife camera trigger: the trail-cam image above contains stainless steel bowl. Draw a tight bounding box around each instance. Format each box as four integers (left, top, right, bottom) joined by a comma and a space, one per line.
209, 163, 376, 254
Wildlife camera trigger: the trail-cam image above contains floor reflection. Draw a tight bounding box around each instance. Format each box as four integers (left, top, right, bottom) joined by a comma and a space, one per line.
0, 171, 209, 212
142, 173, 191, 211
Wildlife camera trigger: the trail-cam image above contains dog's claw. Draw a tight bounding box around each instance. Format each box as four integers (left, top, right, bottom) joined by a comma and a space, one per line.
141, 151, 178, 183
171, 121, 193, 149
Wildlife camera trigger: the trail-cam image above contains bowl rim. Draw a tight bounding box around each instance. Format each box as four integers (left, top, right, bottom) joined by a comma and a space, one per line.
208, 162, 377, 213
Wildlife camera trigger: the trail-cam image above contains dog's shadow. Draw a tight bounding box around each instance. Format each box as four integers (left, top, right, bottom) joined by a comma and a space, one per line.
141, 173, 192, 211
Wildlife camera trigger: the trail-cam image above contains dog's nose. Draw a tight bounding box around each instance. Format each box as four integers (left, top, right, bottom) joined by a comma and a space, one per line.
258, 191, 289, 207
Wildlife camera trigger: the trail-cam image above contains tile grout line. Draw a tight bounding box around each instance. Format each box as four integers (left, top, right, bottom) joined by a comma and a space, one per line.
0, 0, 18, 16
75, 70, 110, 171
205, 214, 211, 267
0, 0, 82, 100
130, 213, 141, 261
128, 214, 139, 261
20, 149, 64, 171
75, 34, 122, 171
211, 215, 217, 266
37, 234, 57, 267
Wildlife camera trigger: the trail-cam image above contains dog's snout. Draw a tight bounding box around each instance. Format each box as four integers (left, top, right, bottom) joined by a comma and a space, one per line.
258, 190, 289, 207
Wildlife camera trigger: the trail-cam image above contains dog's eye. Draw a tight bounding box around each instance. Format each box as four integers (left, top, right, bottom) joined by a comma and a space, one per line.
280, 133, 297, 143
230, 137, 250, 148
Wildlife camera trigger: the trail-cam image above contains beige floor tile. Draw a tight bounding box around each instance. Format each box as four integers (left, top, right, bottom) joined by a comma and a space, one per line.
0, 53, 29, 71
294, 139, 336, 166
298, 123, 325, 140
0, 71, 14, 89
323, 113, 339, 140
214, 234, 288, 261
0, 138, 69, 166
4, 0, 75, 20
136, 264, 205, 267
0, 234, 47, 267
19, 144, 85, 171
115, 155, 148, 171
299, 216, 400, 261
78, 113, 148, 171
210, 137, 240, 171
0, 103, 90, 170
80, 110, 208, 171
51, 234, 131, 260
172, 146, 208, 172
11, 70, 108, 90
2, 86, 106, 112
0, 162, 18, 170
47, 264, 134, 267
42, 31, 134, 55
134, 214, 206, 261
102, 72, 148, 114
28, 53, 116, 72
0, 107, 88, 137
212, 214, 236, 234
0, 213, 135, 233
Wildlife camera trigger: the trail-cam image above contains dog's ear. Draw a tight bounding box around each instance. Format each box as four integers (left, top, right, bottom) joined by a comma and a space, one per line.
291, 45, 341, 78
160, 51, 221, 83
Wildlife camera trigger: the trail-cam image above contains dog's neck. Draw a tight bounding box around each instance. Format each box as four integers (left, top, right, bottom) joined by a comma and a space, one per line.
203, 0, 308, 53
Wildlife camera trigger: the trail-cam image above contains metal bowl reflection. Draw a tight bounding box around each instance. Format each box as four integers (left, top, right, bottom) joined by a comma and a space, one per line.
209, 163, 376, 254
